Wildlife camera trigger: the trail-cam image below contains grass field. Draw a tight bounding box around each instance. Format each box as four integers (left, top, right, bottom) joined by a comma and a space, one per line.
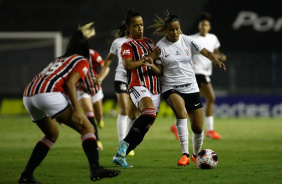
1, 115, 282, 184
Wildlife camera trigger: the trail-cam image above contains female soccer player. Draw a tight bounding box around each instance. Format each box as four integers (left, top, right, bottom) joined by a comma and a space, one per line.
19, 24, 120, 183
151, 14, 226, 166
111, 10, 162, 167
191, 12, 227, 139
77, 47, 108, 150
97, 20, 139, 155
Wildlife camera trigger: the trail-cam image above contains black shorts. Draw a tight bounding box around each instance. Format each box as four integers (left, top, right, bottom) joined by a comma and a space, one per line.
162, 90, 203, 111
195, 74, 211, 88
114, 81, 128, 94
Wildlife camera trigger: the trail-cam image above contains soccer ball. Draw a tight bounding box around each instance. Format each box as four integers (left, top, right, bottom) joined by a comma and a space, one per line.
196, 149, 218, 169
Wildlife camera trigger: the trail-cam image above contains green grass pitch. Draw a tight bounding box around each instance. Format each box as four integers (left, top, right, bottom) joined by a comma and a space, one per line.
0, 115, 281, 184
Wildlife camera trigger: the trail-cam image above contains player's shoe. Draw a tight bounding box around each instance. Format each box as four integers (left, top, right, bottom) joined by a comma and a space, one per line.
192, 154, 198, 167
206, 130, 222, 139
90, 167, 120, 181
170, 124, 179, 140
18, 173, 41, 183
97, 120, 104, 129
97, 140, 103, 150
117, 140, 129, 157
127, 150, 135, 156
177, 155, 190, 166
112, 156, 133, 168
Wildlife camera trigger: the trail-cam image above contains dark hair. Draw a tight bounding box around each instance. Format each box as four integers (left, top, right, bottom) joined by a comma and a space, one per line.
125, 9, 141, 26
199, 12, 211, 22
164, 14, 179, 29
116, 19, 128, 37
62, 30, 90, 60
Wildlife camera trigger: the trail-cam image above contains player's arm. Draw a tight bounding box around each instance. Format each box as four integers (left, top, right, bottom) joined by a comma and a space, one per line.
96, 52, 114, 81
214, 48, 227, 62
95, 62, 110, 85
144, 57, 163, 77
200, 48, 226, 71
64, 71, 85, 125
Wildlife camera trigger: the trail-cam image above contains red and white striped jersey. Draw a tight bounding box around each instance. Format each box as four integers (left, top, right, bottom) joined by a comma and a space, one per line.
24, 55, 89, 97
121, 37, 160, 94
76, 49, 104, 96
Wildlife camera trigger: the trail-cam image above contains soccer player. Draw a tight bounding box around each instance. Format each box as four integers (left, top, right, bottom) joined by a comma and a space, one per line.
111, 10, 162, 167
150, 14, 226, 166
191, 12, 227, 139
19, 24, 120, 183
96, 20, 139, 155
77, 47, 108, 150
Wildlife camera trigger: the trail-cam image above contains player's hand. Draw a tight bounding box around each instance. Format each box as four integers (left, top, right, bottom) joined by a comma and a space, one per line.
71, 110, 84, 125
93, 76, 102, 85
148, 46, 161, 60
144, 57, 154, 67
215, 61, 226, 71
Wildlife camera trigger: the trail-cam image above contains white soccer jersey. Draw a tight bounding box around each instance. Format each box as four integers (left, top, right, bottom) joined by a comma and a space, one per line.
110, 37, 129, 83
156, 34, 204, 94
190, 33, 220, 76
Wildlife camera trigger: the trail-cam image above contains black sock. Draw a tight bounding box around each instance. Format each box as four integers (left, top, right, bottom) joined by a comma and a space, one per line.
124, 114, 155, 154
82, 139, 100, 170
23, 141, 51, 176
87, 117, 99, 140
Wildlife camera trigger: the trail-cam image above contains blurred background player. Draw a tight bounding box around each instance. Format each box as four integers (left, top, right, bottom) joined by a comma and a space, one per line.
151, 13, 226, 166
19, 23, 120, 183
76, 23, 108, 150
97, 19, 139, 156
112, 9, 162, 167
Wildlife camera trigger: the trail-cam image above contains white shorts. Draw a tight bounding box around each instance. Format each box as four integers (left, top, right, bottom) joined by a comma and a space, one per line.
23, 92, 69, 122
129, 86, 161, 112
77, 89, 104, 104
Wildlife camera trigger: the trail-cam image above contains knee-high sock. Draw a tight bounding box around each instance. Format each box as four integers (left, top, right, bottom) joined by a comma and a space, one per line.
127, 117, 135, 134
124, 108, 156, 154
176, 119, 189, 155
81, 133, 100, 170
22, 137, 54, 176
205, 116, 214, 131
117, 114, 128, 141
192, 131, 204, 155
86, 111, 99, 140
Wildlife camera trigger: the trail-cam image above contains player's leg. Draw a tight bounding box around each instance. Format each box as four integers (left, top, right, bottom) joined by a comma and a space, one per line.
116, 92, 129, 141
92, 89, 105, 129
200, 82, 221, 139
79, 96, 103, 150
56, 106, 120, 180
19, 117, 59, 183
164, 91, 190, 166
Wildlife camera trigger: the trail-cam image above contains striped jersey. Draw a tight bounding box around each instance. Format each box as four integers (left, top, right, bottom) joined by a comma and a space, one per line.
76, 49, 104, 96
24, 54, 89, 97
121, 37, 160, 94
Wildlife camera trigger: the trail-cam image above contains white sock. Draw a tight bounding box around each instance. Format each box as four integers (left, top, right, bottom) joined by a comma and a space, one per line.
192, 131, 204, 155
117, 114, 128, 141
127, 118, 135, 134
176, 119, 189, 155
205, 116, 214, 131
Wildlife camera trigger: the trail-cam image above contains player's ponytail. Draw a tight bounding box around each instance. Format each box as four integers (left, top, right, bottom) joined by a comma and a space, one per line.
149, 11, 181, 36
62, 22, 95, 60
117, 19, 128, 37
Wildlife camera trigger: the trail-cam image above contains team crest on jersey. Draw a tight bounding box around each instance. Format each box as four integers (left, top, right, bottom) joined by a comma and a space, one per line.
82, 67, 88, 75
141, 89, 147, 93
123, 49, 130, 55
184, 49, 190, 56
175, 51, 181, 56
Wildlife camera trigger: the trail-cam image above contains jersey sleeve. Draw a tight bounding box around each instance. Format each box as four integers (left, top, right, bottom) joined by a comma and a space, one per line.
189, 36, 204, 54
72, 59, 89, 80
214, 35, 221, 49
121, 42, 134, 60
90, 50, 104, 66
110, 40, 118, 55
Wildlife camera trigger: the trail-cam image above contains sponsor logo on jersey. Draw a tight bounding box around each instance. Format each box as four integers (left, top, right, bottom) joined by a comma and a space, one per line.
165, 54, 170, 57
123, 49, 130, 55
175, 51, 181, 55
191, 41, 200, 51
173, 83, 192, 88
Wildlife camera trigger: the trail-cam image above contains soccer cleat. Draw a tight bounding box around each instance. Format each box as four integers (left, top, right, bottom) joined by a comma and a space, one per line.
206, 130, 222, 139
192, 154, 198, 167
177, 155, 190, 166
170, 124, 179, 140
117, 140, 129, 158
90, 167, 120, 181
97, 140, 103, 150
97, 120, 104, 129
18, 173, 41, 183
112, 156, 133, 168
127, 150, 135, 156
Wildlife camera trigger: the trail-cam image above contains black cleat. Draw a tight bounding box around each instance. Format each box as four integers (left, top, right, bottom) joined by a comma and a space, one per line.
18, 173, 41, 183
90, 167, 120, 181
